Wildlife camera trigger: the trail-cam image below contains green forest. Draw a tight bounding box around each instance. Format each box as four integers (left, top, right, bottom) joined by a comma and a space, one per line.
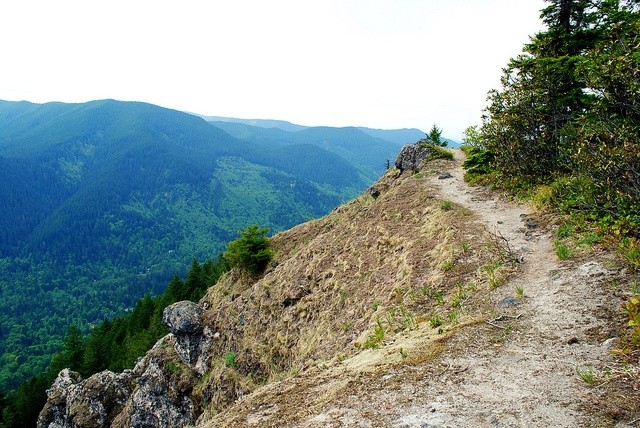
0, 99, 411, 393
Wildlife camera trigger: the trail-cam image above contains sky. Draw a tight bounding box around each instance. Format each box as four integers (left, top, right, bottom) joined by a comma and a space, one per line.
0, 0, 545, 140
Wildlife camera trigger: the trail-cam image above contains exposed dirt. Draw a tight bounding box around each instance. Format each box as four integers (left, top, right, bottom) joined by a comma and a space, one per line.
202, 151, 639, 428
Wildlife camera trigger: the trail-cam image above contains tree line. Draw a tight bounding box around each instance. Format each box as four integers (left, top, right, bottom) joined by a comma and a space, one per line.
0, 256, 230, 428
466, 0, 639, 239
0, 223, 272, 427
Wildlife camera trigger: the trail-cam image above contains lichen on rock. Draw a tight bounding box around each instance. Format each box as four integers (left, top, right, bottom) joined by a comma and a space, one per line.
395, 141, 434, 172
112, 348, 196, 428
162, 301, 215, 375
37, 369, 134, 428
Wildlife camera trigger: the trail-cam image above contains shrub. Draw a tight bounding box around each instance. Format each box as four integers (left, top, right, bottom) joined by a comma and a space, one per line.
554, 241, 572, 260
363, 318, 385, 349
432, 146, 454, 160
462, 146, 494, 176
415, 141, 454, 161
439, 200, 454, 211
429, 314, 442, 328
224, 225, 273, 275
623, 296, 640, 348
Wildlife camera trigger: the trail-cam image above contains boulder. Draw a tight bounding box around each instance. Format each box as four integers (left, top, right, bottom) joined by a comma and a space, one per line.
162, 301, 214, 374
395, 143, 434, 172
162, 300, 204, 335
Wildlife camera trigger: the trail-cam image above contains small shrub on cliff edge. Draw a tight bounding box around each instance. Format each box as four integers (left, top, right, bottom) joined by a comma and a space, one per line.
224, 224, 273, 275
622, 296, 640, 350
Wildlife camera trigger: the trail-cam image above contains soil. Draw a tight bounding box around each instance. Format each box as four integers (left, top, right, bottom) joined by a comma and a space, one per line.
203, 150, 639, 428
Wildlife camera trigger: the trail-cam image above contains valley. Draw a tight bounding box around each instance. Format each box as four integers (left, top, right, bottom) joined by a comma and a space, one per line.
0, 99, 422, 390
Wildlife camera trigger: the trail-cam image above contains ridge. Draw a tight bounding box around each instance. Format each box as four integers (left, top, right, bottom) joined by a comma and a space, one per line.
37, 147, 639, 427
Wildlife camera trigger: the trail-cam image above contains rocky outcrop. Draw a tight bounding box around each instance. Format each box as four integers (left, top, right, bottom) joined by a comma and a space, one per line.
162, 301, 215, 375
37, 369, 134, 428
38, 301, 212, 428
111, 341, 197, 428
395, 141, 434, 172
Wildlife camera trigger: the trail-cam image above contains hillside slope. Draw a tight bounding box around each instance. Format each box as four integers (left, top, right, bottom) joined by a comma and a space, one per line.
207, 120, 409, 180
38, 150, 639, 427
200, 153, 638, 427
0, 99, 374, 389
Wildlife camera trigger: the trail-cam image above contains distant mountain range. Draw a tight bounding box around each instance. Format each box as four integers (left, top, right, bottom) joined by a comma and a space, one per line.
0, 99, 426, 389
199, 115, 459, 148
199, 115, 427, 146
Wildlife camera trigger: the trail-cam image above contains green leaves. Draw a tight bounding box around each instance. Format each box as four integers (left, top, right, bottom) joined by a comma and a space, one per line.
462, 146, 494, 176
426, 124, 447, 147
476, 0, 640, 233
224, 225, 273, 275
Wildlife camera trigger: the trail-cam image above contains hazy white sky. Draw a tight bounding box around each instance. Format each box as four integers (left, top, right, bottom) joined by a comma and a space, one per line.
0, 0, 545, 140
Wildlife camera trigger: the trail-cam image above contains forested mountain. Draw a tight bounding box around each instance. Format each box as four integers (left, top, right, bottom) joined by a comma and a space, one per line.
0, 99, 405, 390
209, 121, 401, 179
198, 114, 427, 148
198, 115, 308, 133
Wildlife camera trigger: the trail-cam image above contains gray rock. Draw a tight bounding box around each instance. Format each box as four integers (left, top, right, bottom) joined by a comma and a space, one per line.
162, 301, 204, 335
38, 301, 214, 428
601, 337, 619, 350
115, 360, 195, 428
162, 301, 213, 374
395, 143, 434, 172
37, 369, 133, 428
577, 261, 609, 278
498, 296, 522, 308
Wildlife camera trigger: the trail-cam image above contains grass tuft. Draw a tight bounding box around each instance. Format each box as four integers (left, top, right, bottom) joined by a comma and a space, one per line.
225, 351, 238, 368
439, 200, 454, 211
554, 241, 573, 260
575, 365, 597, 385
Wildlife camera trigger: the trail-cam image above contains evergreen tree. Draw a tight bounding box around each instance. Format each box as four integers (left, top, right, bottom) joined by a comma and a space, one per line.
82, 319, 112, 375
481, 0, 601, 183
49, 325, 85, 375
426, 124, 447, 147
163, 274, 186, 304
185, 259, 206, 301
1, 376, 49, 428
479, 0, 640, 227
224, 225, 272, 275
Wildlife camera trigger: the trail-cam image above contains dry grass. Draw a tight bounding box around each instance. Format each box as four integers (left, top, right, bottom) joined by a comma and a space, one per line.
194, 162, 518, 425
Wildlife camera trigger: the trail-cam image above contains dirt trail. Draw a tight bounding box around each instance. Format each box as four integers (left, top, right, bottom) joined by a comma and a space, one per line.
206, 151, 631, 428
389, 149, 623, 427
304, 151, 625, 427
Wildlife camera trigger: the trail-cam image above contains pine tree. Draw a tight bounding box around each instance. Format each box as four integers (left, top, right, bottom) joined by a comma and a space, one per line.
481, 0, 600, 183
426, 124, 447, 147
48, 324, 85, 375
224, 225, 272, 275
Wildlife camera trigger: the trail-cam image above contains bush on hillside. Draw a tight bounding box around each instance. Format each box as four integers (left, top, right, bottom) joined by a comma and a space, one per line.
224, 225, 273, 275
462, 146, 494, 177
